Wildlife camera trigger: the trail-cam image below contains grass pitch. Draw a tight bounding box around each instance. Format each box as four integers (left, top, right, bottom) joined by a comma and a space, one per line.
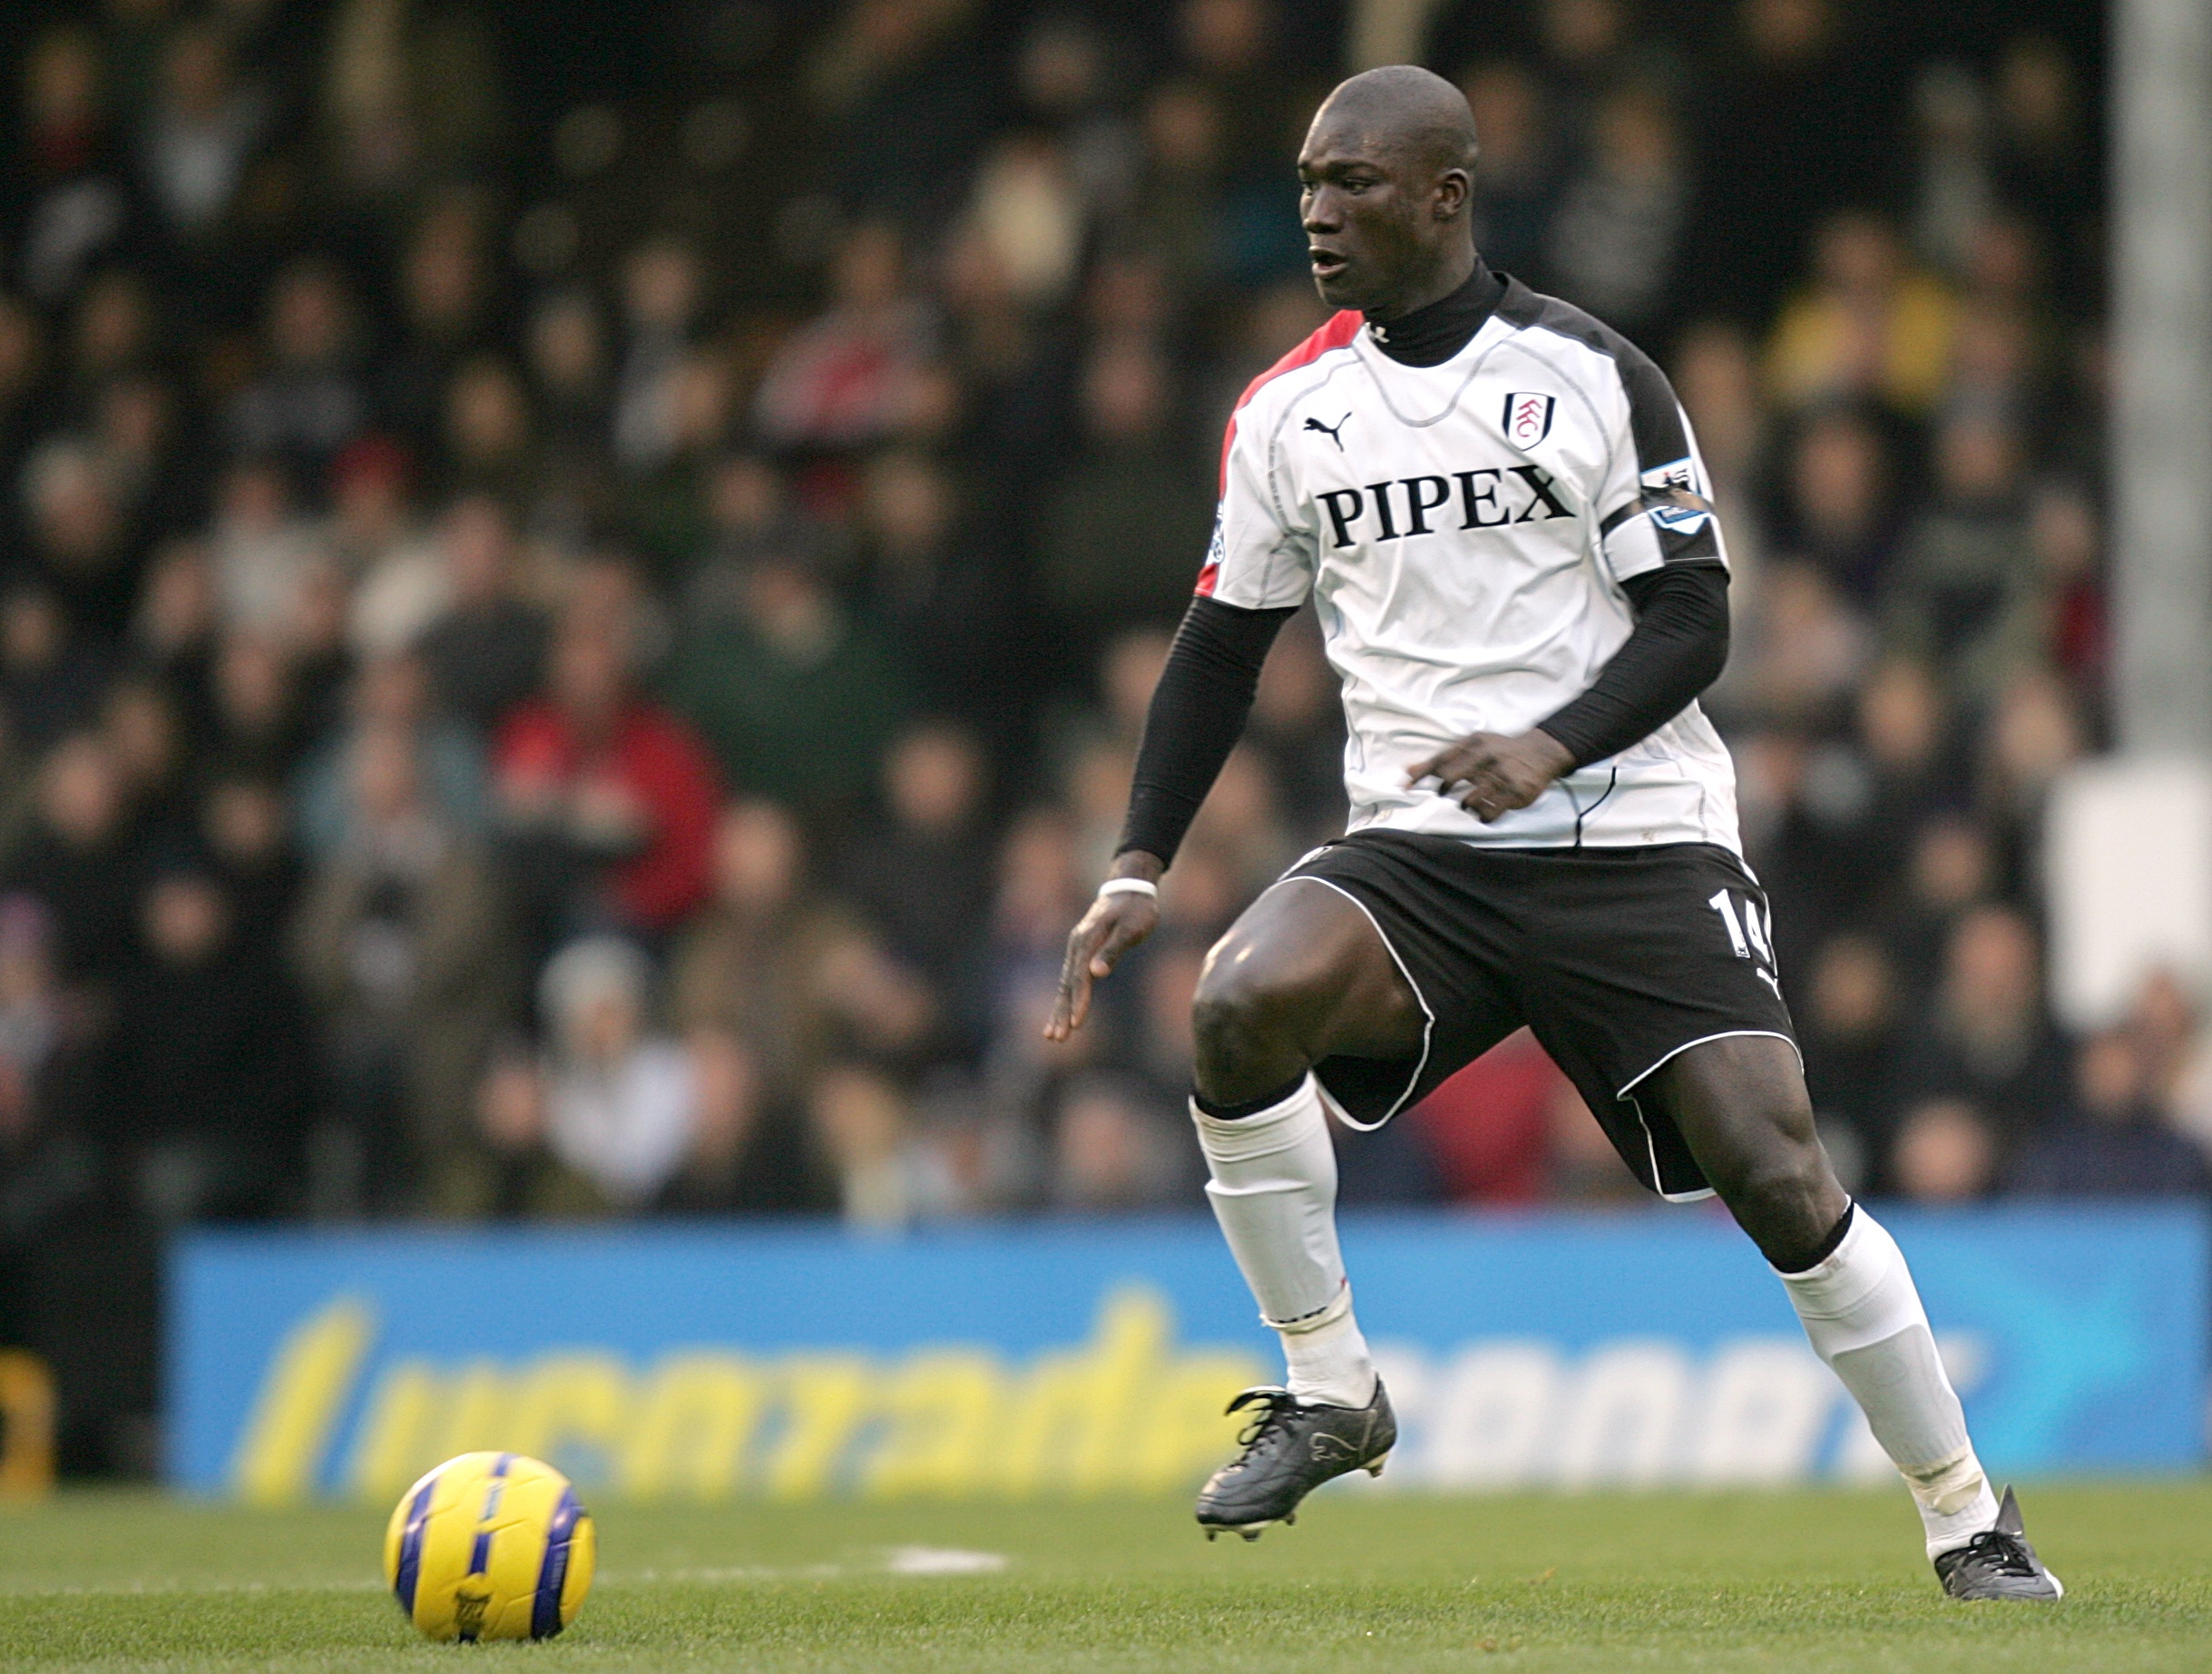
1, 1483, 2208, 1672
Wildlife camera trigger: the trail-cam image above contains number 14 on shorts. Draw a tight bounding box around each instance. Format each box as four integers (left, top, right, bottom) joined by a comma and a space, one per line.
1708, 888, 1781, 991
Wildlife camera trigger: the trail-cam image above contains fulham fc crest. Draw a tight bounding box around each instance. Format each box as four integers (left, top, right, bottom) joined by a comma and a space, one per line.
1503, 391, 1556, 448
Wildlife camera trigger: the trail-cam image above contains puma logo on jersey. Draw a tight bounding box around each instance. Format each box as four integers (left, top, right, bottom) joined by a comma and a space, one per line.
1304, 413, 1351, 450
1316, 466, 1573, 549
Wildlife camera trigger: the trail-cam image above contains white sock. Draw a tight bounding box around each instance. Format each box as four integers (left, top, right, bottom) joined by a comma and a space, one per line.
1280, 1288, 1375, 1407
1776, 1205, 1999, 1558
1191, 1072, 1376, 1407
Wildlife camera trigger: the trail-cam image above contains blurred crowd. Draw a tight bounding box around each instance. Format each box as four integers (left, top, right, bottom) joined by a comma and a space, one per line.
0, 0, 2192, 1465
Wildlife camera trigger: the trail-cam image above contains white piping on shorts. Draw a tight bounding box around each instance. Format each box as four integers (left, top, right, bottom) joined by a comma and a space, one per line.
1615, 1029, 1803, 1205
1267, 874, 1434, 1131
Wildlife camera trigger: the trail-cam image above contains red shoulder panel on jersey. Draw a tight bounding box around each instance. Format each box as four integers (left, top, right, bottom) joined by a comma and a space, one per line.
1198, 308, 1362, 596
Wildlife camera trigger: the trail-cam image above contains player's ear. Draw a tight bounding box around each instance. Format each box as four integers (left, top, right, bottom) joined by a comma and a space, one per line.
1434, 168, 1471, 222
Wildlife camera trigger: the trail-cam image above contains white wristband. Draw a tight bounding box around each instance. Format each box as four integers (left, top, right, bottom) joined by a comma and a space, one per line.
1097, 877, 1160, 901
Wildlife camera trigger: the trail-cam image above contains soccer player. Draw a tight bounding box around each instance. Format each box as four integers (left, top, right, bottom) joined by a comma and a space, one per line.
1046, 66, 2059, 1601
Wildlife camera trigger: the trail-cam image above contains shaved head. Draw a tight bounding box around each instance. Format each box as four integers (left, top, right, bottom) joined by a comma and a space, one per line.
1314, 65, 1481, 181
1297, 65, 1482, 317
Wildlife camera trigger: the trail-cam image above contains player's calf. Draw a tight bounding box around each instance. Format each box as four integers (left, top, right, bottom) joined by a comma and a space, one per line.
1646, 1034, 1849, 1271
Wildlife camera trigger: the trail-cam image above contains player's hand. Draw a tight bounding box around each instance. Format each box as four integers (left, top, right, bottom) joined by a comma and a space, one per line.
1406, 729, 1576, 822
1046, 854, 1165, 1041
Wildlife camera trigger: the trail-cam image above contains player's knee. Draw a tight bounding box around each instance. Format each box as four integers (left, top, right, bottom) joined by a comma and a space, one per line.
1719, 1142, 1835, 1248
1190, 956, 1310, 1078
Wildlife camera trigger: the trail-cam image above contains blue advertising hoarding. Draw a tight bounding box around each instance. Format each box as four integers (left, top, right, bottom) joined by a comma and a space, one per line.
168, 1205, 2208, 1504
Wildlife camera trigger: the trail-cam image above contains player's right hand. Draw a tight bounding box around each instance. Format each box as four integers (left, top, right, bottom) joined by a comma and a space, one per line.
1046, 862, 1164, 1040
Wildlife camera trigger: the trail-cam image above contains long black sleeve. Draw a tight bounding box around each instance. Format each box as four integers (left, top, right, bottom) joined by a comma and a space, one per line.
1117, 596, 1296, 866
1536, 563, 1730, 768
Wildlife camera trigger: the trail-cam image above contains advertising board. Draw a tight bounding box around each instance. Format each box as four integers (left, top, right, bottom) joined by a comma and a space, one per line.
167, 1206, 2208, 1503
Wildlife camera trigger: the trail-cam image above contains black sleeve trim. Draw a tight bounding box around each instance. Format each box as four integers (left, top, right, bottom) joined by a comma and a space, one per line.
1117, 597, 1296, 866
1597, 486, 1716, 538
1534, 563, 1728, 769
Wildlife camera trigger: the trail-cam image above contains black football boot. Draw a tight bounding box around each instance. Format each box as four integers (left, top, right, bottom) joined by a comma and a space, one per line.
1933, 1487, 2064, 1601
1195, 1381, 1395, 1541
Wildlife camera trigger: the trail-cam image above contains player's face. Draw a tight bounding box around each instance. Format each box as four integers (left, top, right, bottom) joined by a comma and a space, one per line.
1297, 119, 1430, 315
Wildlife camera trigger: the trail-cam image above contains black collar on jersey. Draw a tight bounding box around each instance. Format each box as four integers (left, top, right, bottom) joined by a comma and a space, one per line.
1363, 259, 1505, 367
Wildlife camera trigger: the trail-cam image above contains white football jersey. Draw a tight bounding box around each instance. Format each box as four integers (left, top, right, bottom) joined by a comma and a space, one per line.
1199, 274, 1742, 854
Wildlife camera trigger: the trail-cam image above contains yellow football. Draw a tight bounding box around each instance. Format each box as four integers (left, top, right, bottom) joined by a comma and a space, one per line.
382, 1452, 596, 1641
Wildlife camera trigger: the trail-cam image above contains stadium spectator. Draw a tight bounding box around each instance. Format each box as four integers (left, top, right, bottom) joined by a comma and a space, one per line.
672, 799, 852, 1109
1797, 933, 1901, 1193
1542, 80, 1686, 333
661, 543, 911, 814
228, 260, 368, 481
1891, 1096, 1999, 1204
439, 355, 537, 508
1041, 338, 1212, 642
837, 721, 994, 1054
136, 20, 268, 247
5, 732, 138, 996
2129, 972, 2212, 1159
1459, 61, 1559, 283
1766, 211, 1954, 417
415, 494, 547, 736
1772, 407, 1897, 606
1882, 410, 2042, 705
0, 581, 110, 755
379, 197, 499, 451
293, 720, 514, 1215
206, 629, 308, 777
1684, 0, 1898, 329
206, 458, 325, 645
475, 935, 701, 1216
1243, 611, 1346, 847
295, 650, 485, 860
106, 862, 315, 1224
1879, 812, 1995, 994
1894, 905, 2070, 1148
493, 605, 720, 942
99, 672, 190, 842
199, 768, 298, 945
332, 437, 442, 659
23, 436, 138, 638
1048, 1073, 1189, 1211
128, 541, 219, 728
853, 450, 1023, 730
2009, 1027, 2211, 1199
807, 1061, 952, 1229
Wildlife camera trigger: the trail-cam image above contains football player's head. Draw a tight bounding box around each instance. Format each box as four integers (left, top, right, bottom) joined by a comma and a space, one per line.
1297, 65, 1480, 317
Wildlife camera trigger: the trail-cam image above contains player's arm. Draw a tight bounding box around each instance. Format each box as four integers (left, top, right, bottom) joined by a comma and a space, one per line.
1408, 560, 1729, 818
1046, 596, 1296, 1038
1414, 340, 1730, 820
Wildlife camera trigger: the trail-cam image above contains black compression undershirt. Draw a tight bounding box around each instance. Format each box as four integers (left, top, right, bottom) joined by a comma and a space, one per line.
1117, 564, 1729, 866
1118, 598, 1291, 866
1535, 562, 1730, 768
1363, 259, 1505, 367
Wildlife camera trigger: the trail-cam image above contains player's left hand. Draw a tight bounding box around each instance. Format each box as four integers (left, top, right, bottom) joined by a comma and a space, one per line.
1406, 729, 1576, 822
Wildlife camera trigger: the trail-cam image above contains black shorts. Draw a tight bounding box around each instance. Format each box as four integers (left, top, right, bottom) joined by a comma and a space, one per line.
1280, 828, 1796, 1201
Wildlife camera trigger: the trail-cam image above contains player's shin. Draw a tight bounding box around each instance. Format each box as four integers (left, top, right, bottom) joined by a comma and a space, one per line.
1774, 1204, 1999, 1557
1190, 1072, 1376, 1408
